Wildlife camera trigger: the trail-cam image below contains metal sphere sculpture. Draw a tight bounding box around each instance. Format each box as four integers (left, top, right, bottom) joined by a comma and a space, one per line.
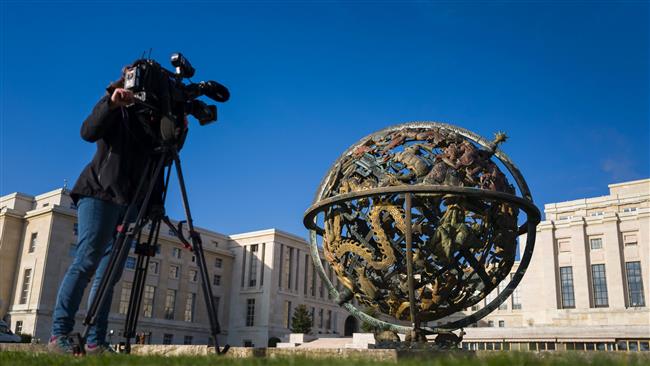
304, 122, 541, 336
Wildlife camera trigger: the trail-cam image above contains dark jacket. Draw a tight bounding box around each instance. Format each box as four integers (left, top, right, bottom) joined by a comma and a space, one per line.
70, 95, 160, 206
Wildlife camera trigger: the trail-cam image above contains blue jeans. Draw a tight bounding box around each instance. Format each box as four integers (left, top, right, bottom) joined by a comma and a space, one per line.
51, 196, 129, 345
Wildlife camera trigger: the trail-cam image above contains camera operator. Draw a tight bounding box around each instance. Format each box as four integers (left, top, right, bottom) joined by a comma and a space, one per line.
48, 68, 162, 354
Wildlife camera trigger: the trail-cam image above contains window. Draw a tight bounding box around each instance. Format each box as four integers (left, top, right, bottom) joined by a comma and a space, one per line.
327, 266, 332, 299
557, 240, 570, 253
278, 245, 283, 288
311, 263, 317, 296
184, 336, 193, 345
119, 283, 132, 315
246, 299, 255, 326
487, 320, 494, 327
498, 281, 507, 310
326, 310, 332, 330
319, 308, 324, 328
310, 307, 315, 326
28, 233, 37, 253
623, 207, 637, 213
150, 261, 159, 275
73, 223, 78, 236
164, 289, 176, 320
589, 238, 603, 250
498, 320, 505, 328
319, 261, 325, 298
184, 293, 195, 322
172, 248, 181, 259
191, 255, 196, 263
297, 250, 302, 291
213, 274, 221, 286
212, 240, 219, 247
559, 267, 575, 308
624, 233, 638, 246
19, 269, 32, 304
625, 262, 645, 307
641, 341, 649, 351
243, 340, 253, 347
591, 264, 609, 307
485, 286, 496, 306
304, 255, 309, 295
511, 274, 522, 310
249, 245, 258, 287
471, 304, 480, 311
168, 228, 175, 236
241, 246, 247, 288
260, 243, 266, 286
284, 301, 292, 328
142, 285, 155, 318
15, 321, 23, 334
214, 258, 222, 268
70, 202, 77, 210
125, 256, 136, 270
163, 334, 173, 345
288, 247, 294, 291
189, 269, 198, 282
169, 265, 180, 279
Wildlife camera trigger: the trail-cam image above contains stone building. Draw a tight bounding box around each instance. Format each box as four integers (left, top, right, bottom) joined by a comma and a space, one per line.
445, 178, 650, 351
2, 178, 647, 350
0, 189, 349, 346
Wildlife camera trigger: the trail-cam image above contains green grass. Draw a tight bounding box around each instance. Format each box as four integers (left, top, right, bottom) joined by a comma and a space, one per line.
0, 351, 648, 366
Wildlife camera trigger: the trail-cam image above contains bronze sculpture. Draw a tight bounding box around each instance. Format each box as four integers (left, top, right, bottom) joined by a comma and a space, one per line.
304, 122, 541, 345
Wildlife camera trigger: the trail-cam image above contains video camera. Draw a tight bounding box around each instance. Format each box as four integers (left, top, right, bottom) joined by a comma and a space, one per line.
123, 53, 230, 144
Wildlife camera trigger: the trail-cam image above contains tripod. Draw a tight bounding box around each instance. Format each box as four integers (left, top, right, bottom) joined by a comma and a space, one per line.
76, 143, 229, 355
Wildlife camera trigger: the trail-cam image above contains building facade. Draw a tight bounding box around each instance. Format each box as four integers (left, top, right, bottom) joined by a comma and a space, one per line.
2, 179, 648, 350
0, 189, 350, 346
443, 179, 650, 351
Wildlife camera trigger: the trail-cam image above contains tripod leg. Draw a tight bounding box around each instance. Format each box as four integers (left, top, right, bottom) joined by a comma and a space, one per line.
82, 154, 167, 345
123, 157, 174, 353
172, 155, 229, 355
122, 218, 162, 353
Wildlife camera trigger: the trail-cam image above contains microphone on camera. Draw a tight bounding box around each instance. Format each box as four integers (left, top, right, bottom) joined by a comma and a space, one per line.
198, 81, 230, 103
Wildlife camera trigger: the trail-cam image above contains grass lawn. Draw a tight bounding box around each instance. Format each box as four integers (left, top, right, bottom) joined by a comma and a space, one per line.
1, 351, 648, 366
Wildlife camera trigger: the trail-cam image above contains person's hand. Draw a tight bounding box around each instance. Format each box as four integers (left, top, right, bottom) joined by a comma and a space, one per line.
109, 88, 134, 109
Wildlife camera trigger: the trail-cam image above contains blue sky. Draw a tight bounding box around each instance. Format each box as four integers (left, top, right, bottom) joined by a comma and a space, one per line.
1, 1, 648, 237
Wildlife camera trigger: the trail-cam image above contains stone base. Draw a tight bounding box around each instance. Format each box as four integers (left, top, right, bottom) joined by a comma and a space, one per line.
0, 343, 470, 361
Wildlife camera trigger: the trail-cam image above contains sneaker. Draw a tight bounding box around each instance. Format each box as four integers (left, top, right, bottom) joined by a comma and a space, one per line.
47, 335, 74, 354
85, 343, 117, 355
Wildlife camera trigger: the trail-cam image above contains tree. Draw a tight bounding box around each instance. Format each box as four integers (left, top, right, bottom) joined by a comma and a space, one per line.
291, 304, 312, 334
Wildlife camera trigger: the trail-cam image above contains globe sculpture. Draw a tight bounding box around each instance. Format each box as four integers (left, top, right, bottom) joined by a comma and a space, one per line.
303, 122, 541, 343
